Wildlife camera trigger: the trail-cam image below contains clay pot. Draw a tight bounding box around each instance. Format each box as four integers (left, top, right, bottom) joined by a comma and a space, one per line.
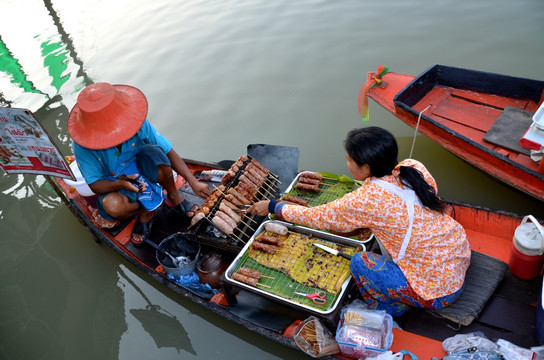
196, 252, 229, 288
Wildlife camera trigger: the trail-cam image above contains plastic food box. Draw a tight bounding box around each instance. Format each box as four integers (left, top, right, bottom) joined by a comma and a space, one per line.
335, 313, 393, 359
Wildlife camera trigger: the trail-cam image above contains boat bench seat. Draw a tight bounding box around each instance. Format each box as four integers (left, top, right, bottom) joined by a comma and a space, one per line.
429, 250, 508, 326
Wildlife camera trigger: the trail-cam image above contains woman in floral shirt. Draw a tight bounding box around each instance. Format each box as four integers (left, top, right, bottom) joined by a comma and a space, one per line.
248, 127, 471, 316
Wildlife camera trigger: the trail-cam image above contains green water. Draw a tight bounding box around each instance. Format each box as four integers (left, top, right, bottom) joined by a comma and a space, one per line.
1, 0, 543, 359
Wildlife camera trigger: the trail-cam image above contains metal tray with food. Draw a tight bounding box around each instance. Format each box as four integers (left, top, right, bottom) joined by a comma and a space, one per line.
222, 219, 365, 315
282, 171, 359, 207
278, 171, 374, 244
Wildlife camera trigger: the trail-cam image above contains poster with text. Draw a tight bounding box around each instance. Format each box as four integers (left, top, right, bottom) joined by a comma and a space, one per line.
0, 107, 74, 179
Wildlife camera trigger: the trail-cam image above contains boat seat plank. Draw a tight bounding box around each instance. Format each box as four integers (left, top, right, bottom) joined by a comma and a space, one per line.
450, 88, 532, 110
430, 94, 502, 133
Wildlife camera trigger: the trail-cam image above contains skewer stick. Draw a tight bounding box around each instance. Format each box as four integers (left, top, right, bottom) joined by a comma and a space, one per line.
231, 233, 247, 244
243, 215, 258, 224
260, 275, 275, 279
240, 220, 255, 231
213, 184, 228, 196
256, 283, 271, 288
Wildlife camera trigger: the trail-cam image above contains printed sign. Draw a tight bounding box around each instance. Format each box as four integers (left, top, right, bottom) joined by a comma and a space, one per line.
0, 107, 74, 179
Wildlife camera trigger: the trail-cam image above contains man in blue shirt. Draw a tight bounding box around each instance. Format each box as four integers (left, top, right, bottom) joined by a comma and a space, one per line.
68, 82, 211, 245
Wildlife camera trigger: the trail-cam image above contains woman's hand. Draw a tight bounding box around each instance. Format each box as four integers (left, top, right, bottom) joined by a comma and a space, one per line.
247, 200, 271, 216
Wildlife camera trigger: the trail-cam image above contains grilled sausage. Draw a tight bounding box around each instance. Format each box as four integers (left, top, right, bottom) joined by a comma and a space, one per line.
216, 210, 237, 229
264, 222, 288, 236
219, 202, 241, 223
250, 158, 267, 172
232, 272, 258, 286
226, 193, 243, 206
237, 267, 262, 279
300, 172, 323, 180
190, 211, 205, 227
295, 183, 319, 192
228, 188, 251, 205
212, 216, 233, 234
258, 235, 283, 246
252, 241, 278, 254
282, 195, 308, 207
298, 177, 320, 186
247, 163, 267, 178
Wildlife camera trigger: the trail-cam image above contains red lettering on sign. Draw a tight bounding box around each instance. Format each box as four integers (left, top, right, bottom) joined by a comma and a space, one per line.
7, 129, 27, 136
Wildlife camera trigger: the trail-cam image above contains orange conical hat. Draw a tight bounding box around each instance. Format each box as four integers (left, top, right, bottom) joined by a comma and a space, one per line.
68, 82, 148, 149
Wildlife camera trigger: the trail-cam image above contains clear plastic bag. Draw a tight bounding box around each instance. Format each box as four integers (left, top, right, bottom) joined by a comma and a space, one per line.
293, 317, 341, 358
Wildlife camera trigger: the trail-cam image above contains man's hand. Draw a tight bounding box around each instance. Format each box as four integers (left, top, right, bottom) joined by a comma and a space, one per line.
119, 174, 146, 193
191, 180, 211, 198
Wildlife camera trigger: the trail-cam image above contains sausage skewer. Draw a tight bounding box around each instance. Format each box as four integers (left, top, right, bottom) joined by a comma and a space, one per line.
231, 273, 271, 288
281, 195, 308, 207
252, 241, 278, 254
237, 267, 275, 279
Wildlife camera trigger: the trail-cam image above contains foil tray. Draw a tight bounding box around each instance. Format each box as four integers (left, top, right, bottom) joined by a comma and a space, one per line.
223, 219, 365, 315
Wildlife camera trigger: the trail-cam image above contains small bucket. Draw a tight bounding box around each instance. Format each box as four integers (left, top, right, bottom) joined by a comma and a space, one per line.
508, 215, 544, 279
156, 232, 200, 277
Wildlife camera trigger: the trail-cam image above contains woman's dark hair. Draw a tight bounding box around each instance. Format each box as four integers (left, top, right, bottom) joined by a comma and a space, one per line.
344, 127, 445, 212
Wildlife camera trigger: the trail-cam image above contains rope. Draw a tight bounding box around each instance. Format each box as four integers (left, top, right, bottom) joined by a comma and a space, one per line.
409, 105, 432, 158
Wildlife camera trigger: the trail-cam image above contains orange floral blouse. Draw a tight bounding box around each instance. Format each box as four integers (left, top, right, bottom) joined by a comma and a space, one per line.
281, 159, 471, 300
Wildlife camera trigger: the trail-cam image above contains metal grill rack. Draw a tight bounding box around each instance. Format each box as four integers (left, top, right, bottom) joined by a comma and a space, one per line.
193, 155, 280, 251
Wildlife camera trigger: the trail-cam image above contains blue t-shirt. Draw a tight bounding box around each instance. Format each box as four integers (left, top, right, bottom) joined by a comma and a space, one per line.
73, 119, 172, 185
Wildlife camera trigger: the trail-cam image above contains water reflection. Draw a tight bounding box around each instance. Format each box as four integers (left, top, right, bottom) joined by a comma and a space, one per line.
119, 265, 196, 357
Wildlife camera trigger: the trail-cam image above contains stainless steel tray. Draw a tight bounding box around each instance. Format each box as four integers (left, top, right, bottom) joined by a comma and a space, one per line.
224, 219, 365, 314
278, 171, 374, 246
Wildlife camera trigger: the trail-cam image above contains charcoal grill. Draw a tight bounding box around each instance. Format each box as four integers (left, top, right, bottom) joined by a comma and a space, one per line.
193, 155, 280, 251
221, 220, 365, 328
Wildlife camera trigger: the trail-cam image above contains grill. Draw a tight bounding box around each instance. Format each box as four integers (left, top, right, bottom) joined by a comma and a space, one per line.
193, 155, 280, 251
221, 220, 365, 326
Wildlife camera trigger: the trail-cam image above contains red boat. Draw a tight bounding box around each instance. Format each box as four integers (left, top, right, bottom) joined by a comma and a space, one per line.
49, 147, 543, 359
365, 65, 544, 202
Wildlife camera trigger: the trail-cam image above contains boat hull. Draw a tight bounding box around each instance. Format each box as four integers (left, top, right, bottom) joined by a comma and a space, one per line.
367, 64, 544, 202
52, 155, 542, 358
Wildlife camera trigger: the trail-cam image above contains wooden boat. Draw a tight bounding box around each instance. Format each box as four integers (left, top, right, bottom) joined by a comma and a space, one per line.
365, 64, 544, 202
50, 152, 542, 359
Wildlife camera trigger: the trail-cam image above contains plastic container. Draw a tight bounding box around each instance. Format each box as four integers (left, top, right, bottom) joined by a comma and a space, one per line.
64, 161, 95, 196
533, 101, 544, 130
335, 304, 393, 359
508, 215, 544, 279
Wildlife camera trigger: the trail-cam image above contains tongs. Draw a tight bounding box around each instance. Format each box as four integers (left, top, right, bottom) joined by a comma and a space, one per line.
233, 204, 251, 213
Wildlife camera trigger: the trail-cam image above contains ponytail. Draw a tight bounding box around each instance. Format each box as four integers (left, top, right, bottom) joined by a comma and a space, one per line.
398, 166, 445, 212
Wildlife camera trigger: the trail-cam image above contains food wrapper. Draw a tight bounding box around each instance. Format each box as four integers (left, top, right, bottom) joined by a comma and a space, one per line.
341, 299, 386, 330
293, 317, 341, 358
